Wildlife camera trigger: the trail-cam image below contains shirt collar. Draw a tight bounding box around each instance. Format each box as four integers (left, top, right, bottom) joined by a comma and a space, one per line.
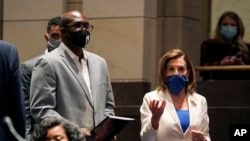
61, 42, 87, 61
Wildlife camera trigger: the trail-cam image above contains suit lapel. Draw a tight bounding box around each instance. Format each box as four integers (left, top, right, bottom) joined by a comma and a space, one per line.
58, 46, 94, 107
85, 52, 97, 104
188, 93, 197, 129
163, 91, 198, 134
163, 91, 183, 133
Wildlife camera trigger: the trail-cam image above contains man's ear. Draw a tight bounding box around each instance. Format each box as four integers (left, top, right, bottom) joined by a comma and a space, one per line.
44, 34, 49, 42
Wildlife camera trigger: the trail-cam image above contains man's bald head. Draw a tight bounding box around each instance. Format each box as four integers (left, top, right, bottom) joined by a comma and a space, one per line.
60, 11, 91, 49
60, 11, 87, 28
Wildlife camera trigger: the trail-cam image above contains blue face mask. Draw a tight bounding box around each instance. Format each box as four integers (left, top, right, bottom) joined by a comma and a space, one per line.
165, 75, 188, 95
220, 25, 237, 40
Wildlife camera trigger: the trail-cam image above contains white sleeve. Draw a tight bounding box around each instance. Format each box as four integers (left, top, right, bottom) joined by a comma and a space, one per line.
140, 94, 157, 141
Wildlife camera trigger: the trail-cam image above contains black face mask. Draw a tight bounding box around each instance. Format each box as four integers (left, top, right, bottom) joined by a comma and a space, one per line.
67, 30, 90, 48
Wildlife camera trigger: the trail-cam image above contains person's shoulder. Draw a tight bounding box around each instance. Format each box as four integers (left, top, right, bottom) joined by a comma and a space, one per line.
85, 50, 105, 60
146, 90, 157, 95
0, 40, 17, 52
40, 48, 60, 61
0, 40, 18, 59
245, 42, 250, 48
0, 40, 15, 46
201, 38, 230, 49
191, 92, 207, 101
202, 38, 223, 44
21, 55, 43, 69
144, 90, 159, 98
22, 55, 42, 65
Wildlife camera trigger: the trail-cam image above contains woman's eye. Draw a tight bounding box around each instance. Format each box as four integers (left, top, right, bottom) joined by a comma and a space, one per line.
168, 68, 174, 71
179, 67, 185, 71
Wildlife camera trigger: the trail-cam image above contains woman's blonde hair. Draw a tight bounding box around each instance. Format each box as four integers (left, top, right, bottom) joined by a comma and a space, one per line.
156, 48, 196, 94
215, 11, 249, 61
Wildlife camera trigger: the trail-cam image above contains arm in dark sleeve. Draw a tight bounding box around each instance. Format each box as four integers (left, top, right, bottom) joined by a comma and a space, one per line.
9, 46, 26, 139
20, 61, 33, 138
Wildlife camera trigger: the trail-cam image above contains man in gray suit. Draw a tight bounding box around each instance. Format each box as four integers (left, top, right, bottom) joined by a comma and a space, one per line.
30, 11, 115, 137
20, 16, 61, 139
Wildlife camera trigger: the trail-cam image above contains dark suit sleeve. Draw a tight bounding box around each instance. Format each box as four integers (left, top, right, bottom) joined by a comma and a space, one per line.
8, 45, 26, 139
20, 62, 33, 137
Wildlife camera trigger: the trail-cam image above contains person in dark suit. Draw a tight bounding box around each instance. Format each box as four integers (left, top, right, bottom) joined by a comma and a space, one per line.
0, 40, 26, 140
20, 16, 61, 140
30, 11, 115, 139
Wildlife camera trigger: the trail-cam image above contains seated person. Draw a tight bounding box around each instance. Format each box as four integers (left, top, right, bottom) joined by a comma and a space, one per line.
200, 11, 250, 80
30, 117, 85, 141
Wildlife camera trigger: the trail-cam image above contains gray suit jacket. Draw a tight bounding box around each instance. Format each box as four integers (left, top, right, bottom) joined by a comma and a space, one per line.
30, 43, 115, 130
20, 55, 41, 138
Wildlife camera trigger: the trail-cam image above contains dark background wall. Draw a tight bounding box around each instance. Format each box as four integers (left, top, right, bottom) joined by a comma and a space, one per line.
197, 80, 250, 141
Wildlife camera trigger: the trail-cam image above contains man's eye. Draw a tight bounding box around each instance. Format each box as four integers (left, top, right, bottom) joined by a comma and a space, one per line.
74, 23, 82, 28
55, 136, 63, 141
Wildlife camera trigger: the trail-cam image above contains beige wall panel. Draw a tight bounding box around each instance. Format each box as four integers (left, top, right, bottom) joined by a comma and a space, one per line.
162, 17, 202, 80
3, 21, 47, 62
182, 19, 202, 66
67, 3, 83, 11
162, 0, 201, 19
162, 18, 201, 66
83, 0, 145, 18
144, 0, 158, 17
86, 18, 144, 80
4, 0, 65, 20
162, 18, 183, 51
211, 0, 250, 42
143, 18, 161, 88
3, 0, 65, 62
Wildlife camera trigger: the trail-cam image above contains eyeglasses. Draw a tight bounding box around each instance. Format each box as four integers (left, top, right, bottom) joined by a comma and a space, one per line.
66, 22, 94, 32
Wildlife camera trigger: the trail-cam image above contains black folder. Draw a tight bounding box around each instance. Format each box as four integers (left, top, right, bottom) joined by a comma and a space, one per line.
86, 115, 135, 141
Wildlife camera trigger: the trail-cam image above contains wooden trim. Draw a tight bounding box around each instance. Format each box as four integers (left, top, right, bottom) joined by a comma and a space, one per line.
195, 65, 250, 71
